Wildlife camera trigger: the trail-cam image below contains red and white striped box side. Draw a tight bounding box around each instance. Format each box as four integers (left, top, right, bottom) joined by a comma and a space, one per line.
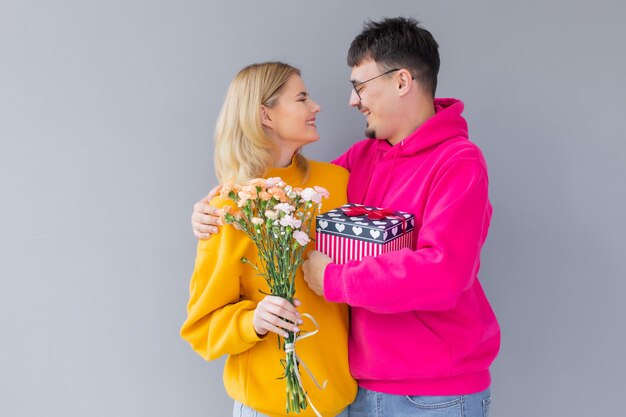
316, 230, 415, 264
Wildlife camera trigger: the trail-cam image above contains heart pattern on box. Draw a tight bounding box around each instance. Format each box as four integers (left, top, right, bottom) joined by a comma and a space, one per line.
317, 204, 415, 242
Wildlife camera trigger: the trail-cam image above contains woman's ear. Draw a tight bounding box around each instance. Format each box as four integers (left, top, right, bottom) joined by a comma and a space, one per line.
260, 105, 273, 128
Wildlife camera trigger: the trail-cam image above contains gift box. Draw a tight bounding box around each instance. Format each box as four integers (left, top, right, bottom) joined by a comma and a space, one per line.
315, 204, 415, 264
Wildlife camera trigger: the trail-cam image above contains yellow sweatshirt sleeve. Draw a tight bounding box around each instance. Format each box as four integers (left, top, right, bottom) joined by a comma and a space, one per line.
180, 202, 263, 361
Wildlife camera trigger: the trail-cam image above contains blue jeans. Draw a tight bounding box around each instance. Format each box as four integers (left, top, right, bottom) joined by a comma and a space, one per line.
348, 387, 491, 417
233, 400, 350, 417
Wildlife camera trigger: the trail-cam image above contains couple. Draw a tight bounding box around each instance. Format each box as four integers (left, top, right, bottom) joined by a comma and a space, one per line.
181, 17, 500, 417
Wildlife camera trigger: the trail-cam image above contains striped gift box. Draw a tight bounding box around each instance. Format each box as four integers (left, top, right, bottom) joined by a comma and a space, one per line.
315, 204, 415, 264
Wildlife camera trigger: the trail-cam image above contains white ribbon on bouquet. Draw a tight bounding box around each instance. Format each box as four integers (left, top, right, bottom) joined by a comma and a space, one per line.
284, 313, 327, 417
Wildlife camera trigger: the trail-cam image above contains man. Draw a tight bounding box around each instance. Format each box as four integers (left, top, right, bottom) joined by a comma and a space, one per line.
192, 17, 499, 416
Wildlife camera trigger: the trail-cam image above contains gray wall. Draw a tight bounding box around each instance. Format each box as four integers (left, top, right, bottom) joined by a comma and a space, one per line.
2, 1, 625, 416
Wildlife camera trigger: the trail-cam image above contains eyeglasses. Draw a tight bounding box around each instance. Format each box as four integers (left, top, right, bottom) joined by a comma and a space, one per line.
351, 68, 400, 100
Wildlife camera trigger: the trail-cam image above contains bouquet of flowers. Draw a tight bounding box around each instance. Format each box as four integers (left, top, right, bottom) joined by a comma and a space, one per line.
220, 177, 329, 415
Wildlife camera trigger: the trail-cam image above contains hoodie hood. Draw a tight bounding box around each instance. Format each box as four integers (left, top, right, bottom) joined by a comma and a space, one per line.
376, 98, 468, 158
334, 98, 479, 207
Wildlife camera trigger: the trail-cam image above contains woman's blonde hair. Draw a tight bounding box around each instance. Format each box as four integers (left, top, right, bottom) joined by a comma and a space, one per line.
214, 62, 309, 185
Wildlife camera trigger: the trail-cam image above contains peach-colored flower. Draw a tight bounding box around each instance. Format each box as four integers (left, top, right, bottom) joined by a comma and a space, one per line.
313, 186, 329, 198
249, 178, 267, 187
268, 187, 287, 202
240, 200, 256, 210
265, 177, 285, 187
259, 191, 271, 201
237, 196, 249, 207
242, 185, 258, 199
238, 189, 256, 204
285, 185, 297, 199
220, 205, 237, 224
219, 183, 231, 198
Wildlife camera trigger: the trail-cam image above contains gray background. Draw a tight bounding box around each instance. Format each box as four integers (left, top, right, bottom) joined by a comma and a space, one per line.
1, 1, 625, 416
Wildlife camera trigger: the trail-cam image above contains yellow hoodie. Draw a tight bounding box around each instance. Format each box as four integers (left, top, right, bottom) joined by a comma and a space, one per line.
180, 159, 356, 417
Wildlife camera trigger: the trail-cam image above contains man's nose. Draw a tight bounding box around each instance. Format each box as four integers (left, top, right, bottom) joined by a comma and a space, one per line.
349, 89, 361, 107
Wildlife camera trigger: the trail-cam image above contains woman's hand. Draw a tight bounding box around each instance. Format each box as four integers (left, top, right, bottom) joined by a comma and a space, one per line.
253, 296, 303, 338
191, 186, 224, 239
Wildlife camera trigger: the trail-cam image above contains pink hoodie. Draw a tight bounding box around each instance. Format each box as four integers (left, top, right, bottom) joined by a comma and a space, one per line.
327, 98, 500, 395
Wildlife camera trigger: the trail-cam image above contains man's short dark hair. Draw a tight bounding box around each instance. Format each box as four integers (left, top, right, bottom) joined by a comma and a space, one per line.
348, 17, 440, 97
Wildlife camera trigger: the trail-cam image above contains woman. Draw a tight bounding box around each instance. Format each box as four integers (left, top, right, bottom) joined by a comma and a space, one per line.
180, 62, 356, 417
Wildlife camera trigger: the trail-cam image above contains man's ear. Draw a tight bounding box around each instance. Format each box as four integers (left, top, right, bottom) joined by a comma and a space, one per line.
260, 105, 273, 128
397, 69, 414, 97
